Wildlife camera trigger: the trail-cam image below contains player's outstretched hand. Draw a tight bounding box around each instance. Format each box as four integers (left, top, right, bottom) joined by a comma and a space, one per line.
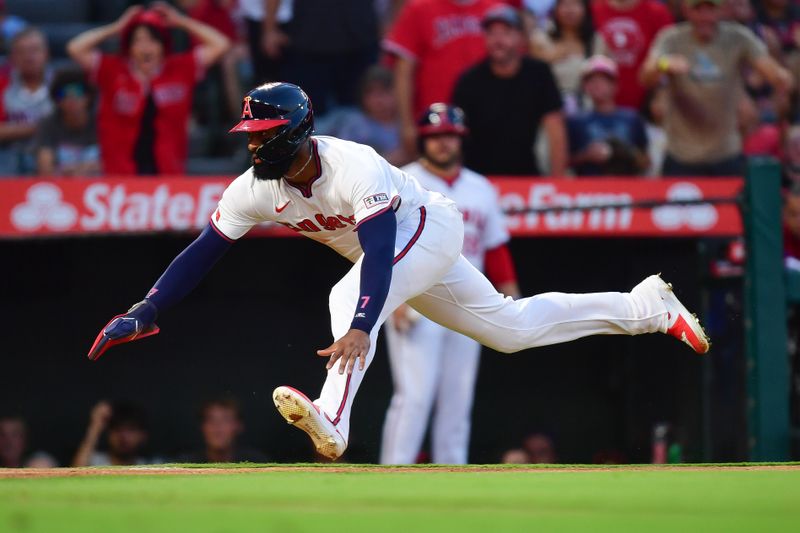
87, 300, 160, 361
317, 329, 370, 375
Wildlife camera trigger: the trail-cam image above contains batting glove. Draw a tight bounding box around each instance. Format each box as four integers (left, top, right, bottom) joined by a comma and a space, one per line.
87, 300, 160, 361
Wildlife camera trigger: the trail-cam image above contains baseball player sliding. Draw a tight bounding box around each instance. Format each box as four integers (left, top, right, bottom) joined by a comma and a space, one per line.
381, 103, 520, 465
88, 82, 710, 461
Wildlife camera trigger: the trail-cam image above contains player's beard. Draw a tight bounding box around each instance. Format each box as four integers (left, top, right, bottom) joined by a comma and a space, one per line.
252, 153, 294, 181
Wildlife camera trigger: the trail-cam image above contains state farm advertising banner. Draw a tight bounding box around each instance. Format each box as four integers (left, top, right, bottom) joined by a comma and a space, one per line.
0, 177, 743, 238
494, 177, 742, 237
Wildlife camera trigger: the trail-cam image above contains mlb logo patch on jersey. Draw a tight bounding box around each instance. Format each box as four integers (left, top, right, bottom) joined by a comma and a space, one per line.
363, 193, 390, 209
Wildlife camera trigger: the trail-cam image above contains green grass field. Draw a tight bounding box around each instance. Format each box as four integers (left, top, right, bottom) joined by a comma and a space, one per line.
1, 464, 799, 532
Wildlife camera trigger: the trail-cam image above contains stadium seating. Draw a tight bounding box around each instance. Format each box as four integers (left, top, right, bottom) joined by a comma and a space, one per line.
7, 0, 127, 57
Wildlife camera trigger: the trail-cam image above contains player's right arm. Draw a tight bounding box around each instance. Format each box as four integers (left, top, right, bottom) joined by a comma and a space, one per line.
88, 175, 263, 360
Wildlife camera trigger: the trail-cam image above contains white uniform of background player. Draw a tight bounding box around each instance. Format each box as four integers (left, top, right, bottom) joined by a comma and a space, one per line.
380, 105, 519, 464
96, 84, 709, 461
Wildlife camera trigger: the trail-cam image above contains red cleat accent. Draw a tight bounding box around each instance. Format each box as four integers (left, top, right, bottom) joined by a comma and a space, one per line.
667, 314, 709, 354
634, 274, 711, 354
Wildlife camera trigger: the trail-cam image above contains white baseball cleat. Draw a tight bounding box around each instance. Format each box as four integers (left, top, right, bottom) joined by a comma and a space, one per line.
634, 274, 711, 354
272, 386, 347, 460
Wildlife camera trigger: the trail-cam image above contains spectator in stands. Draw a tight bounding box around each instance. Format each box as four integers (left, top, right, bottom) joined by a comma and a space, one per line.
73, 401, 159, 466
67, 3, 230, 175
755, 0, 800, 56
592, 0, 674, 110
453, 5, 567, 176
278, 0, 377, 117
756, 1, 800, 101
523, 433, 558, 463
501, 433, 558, 463
180, 0, 243, 121
181, 397, 269, 463
0, 414, 57, 468
529, 0, 595, 114
641, 86, 668, 177
0, 0, 26, 57
241, 0, 293, 85
725, 0, 773, 48
723, 1, 789, 162
319, 66, 407, 167
522, 0, 558, 29
567, 55, 648, 176
32, 68, 100, 177
384, 0, 496, 156
739, 93, 782, 160
640, 0, 792, 177
783, 125, 800, 187
784, 185, 800, 268
0, 27, 52, 175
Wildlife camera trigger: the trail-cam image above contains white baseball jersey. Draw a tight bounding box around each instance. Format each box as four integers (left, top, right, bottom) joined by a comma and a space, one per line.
203, 135, 669, 457
380, 162, 510, 465
212, 136, 449, 262
401, 162, 509, 270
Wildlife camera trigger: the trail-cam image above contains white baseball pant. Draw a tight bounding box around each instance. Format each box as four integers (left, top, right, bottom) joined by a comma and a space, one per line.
315, 200, 667, 443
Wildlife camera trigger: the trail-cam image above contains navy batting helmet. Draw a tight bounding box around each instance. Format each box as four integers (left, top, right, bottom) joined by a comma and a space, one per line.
230, 82, 314, 179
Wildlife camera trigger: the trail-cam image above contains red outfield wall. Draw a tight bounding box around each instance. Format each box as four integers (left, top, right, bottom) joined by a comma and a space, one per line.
0, 177, 743, 238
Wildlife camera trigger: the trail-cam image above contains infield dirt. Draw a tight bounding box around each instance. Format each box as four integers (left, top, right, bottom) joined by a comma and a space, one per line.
2, 463, 799, 478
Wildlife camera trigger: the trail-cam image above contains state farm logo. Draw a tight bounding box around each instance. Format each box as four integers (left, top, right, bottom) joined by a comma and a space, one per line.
9, 181, 226, 234
651, 183, 717, 231
501, 183, 633, 231
11, 183, 77, 231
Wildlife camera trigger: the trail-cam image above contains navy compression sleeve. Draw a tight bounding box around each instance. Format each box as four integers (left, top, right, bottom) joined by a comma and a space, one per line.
144, 223, 234, 314
350, 209, 397, 333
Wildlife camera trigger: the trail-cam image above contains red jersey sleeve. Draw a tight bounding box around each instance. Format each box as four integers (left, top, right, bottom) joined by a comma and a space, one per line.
484, 244, 517, 286
383, 1, 425, 61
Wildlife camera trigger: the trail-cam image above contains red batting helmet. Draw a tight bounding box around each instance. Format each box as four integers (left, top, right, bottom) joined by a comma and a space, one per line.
417, 103, 469, 138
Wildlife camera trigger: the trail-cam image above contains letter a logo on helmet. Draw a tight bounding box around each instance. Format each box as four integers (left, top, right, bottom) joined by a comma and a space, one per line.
242, 96, 253, 119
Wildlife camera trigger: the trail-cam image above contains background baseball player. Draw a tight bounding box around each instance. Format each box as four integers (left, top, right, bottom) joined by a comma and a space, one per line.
381, 103, 520, 465
88, 82, 710, 461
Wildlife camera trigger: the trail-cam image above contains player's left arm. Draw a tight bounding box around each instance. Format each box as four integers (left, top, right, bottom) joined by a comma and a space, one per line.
87, 224, 234, 361
88, 174, 260, 361
317, 209, 397, 375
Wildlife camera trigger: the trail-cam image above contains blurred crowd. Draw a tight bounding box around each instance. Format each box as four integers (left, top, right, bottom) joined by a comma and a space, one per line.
0, 0, 797, 180
1, 399, 569, 467
1, 397, 269, 468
